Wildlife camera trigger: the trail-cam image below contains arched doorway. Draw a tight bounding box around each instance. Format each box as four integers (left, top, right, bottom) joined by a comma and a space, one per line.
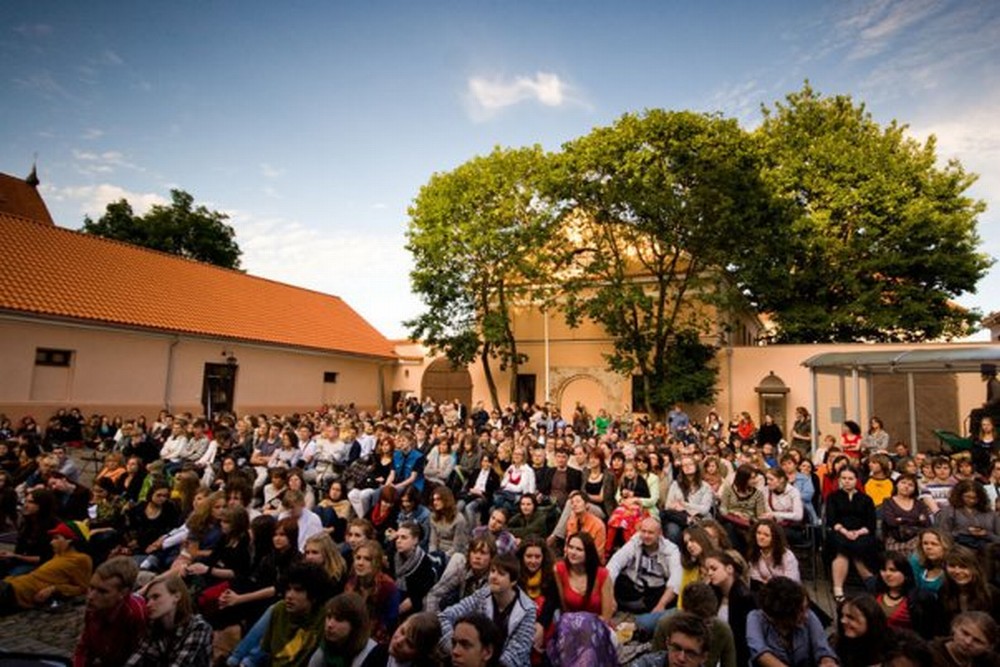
558, 374, 607, 420
421, 358, 473, 408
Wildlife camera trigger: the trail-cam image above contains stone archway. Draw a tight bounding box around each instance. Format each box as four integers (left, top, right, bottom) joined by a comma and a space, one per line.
421, 358, 473, 408
556, 373, 609, 419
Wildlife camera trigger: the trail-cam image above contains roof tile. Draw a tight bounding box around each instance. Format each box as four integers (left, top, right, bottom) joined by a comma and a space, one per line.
0, 213, 397, 359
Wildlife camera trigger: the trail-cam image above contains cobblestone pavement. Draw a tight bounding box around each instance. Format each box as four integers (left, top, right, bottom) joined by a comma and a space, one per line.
0, 600, 85, 657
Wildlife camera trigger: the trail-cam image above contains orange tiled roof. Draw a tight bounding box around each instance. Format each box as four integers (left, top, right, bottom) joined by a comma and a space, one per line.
0, 172, 54, 224
0, 213, 397, 359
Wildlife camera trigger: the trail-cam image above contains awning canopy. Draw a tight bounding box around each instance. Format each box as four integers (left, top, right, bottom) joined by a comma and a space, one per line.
802, 346, 1000, 375
802, 344, 1000, 454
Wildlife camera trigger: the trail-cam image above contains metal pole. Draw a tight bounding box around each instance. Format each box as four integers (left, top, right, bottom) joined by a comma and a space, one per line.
811, 368, 819, 457
852, 368, 861, 422
543, 307, 550, 403
907, 372, 918, 455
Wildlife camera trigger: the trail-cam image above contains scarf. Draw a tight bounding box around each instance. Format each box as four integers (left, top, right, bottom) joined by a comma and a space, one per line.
394, 546, 426, 593
525, 569, 543, 599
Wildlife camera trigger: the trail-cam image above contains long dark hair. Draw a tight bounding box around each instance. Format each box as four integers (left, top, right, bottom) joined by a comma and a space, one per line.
747, 518, 789, 567
677, 456, 703, 499
940, 546, 994, 619
732, 464, 757, 494
324, 593, 371, 658
564, 532, 601, 603
876, 551, 916, 596
834, 594, 891, 667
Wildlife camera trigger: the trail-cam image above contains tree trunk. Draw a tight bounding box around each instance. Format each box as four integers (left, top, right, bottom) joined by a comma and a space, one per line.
481, 343, 501, 412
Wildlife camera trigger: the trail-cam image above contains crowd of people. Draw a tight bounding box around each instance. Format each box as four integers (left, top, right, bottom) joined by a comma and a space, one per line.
0, 398, 999, 667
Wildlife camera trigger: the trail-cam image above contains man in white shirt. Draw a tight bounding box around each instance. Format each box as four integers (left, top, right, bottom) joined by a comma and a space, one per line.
279, 489, 324, 552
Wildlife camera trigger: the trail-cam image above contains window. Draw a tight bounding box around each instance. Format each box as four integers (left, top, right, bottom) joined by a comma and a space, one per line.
516, 374, 536, 406
323, 372, 339, 384
35, 348, 73, 367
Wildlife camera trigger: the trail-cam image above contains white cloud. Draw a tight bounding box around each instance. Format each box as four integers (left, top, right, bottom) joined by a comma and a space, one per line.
41, 183, 168, 218
72, 149, 142, 175
81, 128, 104, 140
227, 211, 418, 338
13, 71, 75, 101
12, 23, 52, 38
708, 79, 768, 128
841, 0, 943, 60
100, 49, 123, 66
465, 71, 576, 120
259, 162, 284, 179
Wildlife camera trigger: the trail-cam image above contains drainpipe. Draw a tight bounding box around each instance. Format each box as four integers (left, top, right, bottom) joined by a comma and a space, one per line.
725, 345, 734, 420
164, 336, 180, 412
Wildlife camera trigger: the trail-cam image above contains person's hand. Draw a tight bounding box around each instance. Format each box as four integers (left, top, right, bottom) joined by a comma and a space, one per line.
969, 526, 987, 536
218, 589, 240, 608
533, 623, 545, 652
34, 586, 55, 604
186, 563, 209, 576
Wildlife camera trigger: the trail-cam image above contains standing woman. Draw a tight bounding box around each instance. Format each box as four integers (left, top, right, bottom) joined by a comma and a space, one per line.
881, 473, 933, 553
840, 421, 863, 462
971, 415, 997, 479
757, 414, 783, 449
703, 549, 756, 667
790, 406, 813, 455
553, 532, 614, 621
125, 575, 212, 667
862, 417, 890, 455
746, 519, 800, 589
826, 465, 878, 602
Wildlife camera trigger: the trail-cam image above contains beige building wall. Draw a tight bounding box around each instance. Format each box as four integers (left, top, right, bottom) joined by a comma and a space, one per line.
0, 316, 387, 420
397, 327, 994, 452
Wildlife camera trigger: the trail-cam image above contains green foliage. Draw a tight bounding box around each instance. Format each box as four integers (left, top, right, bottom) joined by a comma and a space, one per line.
752, 83, 992, 342
555, 110, 787, 417
632, 331, 719, 409
82, 189, 242, 270
406, 146, 559, 409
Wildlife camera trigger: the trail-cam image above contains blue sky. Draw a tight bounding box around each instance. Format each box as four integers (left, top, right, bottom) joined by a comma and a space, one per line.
2, 1, 998, 339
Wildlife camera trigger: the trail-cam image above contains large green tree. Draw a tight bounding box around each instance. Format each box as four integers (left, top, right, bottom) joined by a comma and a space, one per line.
406, 146, 559, 409
752, 84, 992, 342
555, 110, 788, 418
82, 189, 242, 269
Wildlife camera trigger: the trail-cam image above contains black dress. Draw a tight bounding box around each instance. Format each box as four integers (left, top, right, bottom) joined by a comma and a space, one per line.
825, 489, 877, 564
